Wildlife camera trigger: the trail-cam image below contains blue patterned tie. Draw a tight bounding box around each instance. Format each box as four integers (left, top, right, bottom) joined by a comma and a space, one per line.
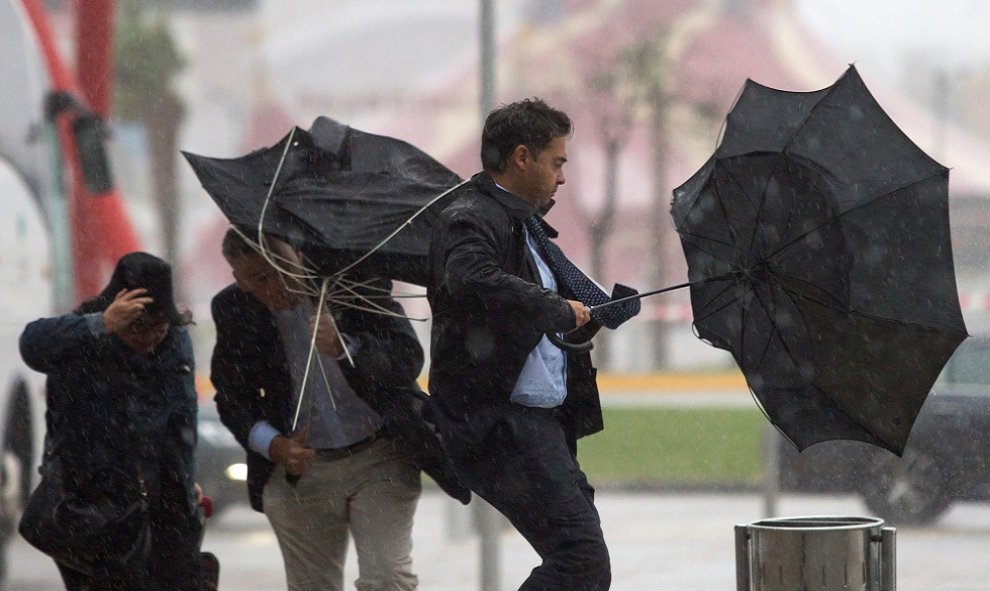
523, 216, 640, 329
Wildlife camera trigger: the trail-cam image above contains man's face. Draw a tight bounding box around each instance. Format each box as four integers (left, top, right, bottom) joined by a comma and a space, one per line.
519, 135, 567, 210
230, 252, 300, 311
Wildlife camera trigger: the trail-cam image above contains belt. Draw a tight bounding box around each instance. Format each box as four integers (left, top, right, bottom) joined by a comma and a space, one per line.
314, 431, 382, 461
511, 402, 561, 419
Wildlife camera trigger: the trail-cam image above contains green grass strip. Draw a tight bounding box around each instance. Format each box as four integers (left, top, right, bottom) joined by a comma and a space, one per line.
577, 407, 766, 487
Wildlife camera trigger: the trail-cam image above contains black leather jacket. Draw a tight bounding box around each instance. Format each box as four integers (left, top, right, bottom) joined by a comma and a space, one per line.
427, 172, 604, 456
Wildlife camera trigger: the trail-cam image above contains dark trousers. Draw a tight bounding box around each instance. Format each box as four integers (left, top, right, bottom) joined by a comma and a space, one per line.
453, 404, 611, 591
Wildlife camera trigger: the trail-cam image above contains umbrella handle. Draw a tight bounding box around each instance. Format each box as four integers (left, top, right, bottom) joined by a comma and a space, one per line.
546, 332, 593, 353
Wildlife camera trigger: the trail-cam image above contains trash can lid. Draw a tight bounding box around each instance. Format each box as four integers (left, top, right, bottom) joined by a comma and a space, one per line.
743, 515, 885, 531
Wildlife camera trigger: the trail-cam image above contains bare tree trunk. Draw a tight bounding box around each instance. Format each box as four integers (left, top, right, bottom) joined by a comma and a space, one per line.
648, 88, 669, 369
589, 135, 621, 368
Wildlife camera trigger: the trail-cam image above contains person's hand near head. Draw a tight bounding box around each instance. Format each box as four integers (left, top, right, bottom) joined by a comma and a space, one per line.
103, 288, 155, 333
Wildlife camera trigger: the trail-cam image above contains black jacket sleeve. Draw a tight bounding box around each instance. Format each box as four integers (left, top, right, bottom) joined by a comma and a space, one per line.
19, 313, 106, 374
210, 289, 270, 449
439, 204, 575, 335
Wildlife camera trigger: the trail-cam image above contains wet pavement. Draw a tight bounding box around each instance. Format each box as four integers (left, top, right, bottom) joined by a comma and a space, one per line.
8, 488, 990, 590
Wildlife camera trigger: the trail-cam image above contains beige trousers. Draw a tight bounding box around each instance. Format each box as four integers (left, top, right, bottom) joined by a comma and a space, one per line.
263, 437, 421, 591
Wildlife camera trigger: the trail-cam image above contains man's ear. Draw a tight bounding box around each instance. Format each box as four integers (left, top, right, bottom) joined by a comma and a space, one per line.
509, 144, 530, 171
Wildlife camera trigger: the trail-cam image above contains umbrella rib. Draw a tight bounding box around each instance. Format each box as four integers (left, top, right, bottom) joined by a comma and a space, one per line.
777, 77, 843, 154
710, 170, 747, 254
766, 275, 905, 451
234, 133, 461, 318
331, 178, 469, 280
690, 277, 748, 326
291, 277, 331, 432
324, 292, 427, 301
256, 127, 301, 271
323, 292, 426, 319
234, 228, 425, 319
326, 297, 429, 322
747, 155, 788, 262
771, 270, 965, 336
676, 229, 737, 253
329, 275, 428, 302
324, 279, 429, 321
325, 283, 394, 315
715, 157, 775, 259
241, 132, 373, 300
330, 274, 395, 293
747, 284, 779, 373
769, 270, 845, 309
314, 355, 338, 412
744, 79, 845, 263
331, 278, 414, 298
229, 224, 323, 285
768, 170, 947, 262
747, 280, 810, 389
327, 277, 405, 313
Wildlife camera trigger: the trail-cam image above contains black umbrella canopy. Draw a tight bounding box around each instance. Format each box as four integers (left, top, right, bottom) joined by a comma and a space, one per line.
183, 117, 462, 285
276, 171, 460, 285
182, 127, 338, 244
671, 66, 968, 455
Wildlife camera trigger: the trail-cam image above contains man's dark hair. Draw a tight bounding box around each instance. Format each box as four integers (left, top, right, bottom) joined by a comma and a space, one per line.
481, 98, 571, 173
221, 226, 258, 262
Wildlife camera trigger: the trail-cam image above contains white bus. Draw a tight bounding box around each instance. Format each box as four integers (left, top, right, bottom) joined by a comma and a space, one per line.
0, 0, 65, 580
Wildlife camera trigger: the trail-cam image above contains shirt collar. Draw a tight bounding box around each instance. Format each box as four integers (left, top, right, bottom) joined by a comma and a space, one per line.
473, 172, 559, 236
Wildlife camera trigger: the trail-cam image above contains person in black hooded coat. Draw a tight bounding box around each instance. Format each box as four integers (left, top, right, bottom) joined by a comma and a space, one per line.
19, 252, 204, 591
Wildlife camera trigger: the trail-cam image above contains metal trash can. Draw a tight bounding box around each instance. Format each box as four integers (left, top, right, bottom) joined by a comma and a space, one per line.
735, 516, 896, 591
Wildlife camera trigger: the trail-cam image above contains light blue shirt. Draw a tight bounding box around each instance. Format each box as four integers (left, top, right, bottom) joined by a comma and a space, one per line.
247, 301, 382, 459
509, 225, 568, 408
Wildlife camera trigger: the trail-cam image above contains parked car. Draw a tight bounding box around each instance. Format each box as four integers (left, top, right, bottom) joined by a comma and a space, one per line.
778, 336, 990, 525
196, 402, 247, 515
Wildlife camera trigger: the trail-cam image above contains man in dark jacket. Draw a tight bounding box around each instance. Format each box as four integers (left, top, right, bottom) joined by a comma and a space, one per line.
211, 230, 427, 591
428, 98, 610, 591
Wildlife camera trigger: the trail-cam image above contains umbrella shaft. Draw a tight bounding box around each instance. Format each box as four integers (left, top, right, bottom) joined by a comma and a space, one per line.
588, 273, 732, 311
588, 281, 692, 311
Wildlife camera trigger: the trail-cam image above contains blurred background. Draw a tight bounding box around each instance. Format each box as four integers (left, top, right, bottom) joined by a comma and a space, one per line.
35, 0, 990, 374
5, 2, 990, 589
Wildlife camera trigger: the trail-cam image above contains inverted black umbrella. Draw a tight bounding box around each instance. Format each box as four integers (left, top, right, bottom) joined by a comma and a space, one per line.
182, 117, 463, 286
184, 121, 472, 500
276, 171, 458, 285
666, 66, 968, 455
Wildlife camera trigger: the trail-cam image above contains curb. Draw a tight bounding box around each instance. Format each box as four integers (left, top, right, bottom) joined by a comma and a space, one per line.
596, 371, 746, 392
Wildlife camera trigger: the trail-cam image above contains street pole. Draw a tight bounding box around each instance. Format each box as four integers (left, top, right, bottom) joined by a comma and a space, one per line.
477, 2, 501, 591
762, 422, 780, 518
480, 0, 496, 115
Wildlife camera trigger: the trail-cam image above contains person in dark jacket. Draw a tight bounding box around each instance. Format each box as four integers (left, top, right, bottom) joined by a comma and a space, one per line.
19, 252, 204, 591
211, 229, 430, 591
428, 98, 610, 591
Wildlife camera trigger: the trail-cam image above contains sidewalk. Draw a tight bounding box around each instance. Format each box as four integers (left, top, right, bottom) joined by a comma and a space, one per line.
10, 489, 990, 590
396, 491, 990, 591
210, 490, 990, 591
